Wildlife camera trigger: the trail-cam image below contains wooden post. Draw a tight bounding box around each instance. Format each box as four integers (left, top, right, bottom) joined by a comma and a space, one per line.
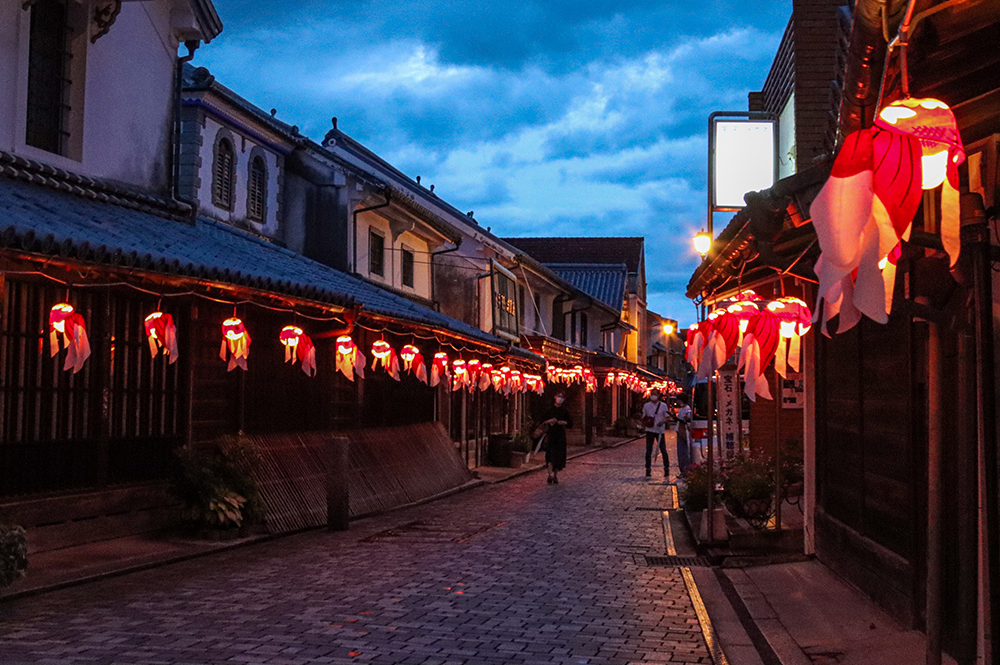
927, 321, 944, 665
326, 435, 350, 531
775, 368, 782, 531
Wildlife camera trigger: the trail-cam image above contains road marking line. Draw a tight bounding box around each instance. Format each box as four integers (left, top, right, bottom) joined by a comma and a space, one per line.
664, 509, 730, 665
682, 566, 730, 665
671, 484, 679, 509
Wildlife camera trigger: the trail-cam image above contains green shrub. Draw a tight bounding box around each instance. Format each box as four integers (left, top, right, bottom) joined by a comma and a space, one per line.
172, 436, 265, 530
0, 524, 28, 587
680, 463, 711, 512
721, 453, 776, 528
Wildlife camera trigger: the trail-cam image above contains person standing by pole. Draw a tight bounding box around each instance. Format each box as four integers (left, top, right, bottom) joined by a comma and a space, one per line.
674, 394, 693, 476
642, 389, 670, 479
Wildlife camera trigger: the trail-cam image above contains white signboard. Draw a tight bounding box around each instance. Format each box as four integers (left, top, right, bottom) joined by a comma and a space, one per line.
718, 369, 741, 457
713, 120, 776, 210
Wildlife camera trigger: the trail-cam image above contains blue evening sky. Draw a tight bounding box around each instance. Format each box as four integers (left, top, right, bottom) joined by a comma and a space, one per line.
193, 1, 791, 326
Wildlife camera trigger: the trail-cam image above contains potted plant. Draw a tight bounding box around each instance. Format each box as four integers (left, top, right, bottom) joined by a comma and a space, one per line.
171, 436, 265, 539
0, 523, 28, 588
721, 453, 775, 530
679, 462, 712, 512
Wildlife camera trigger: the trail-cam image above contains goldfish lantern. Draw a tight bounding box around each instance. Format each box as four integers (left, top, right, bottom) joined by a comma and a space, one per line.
220, 317, 250, 371
280, 325, 317, 377
811, 98, 965, 335
534, 375, 546, 395
48, 303, 91, 373
697, 310, 740, 380
399, 344, 428, 384
738, 309, 781, 401
686, 322, 711, 374
430, 352, 450, 387
144, 312, 179, 363
478, 362, 493, 391
766, 297, 812, 378
466, 359, 481, 392
451, 359, 468, 391
335, 335, 366, 381
726, 300, 761, 334
604, 371, 615, 388
524, 375, 538, 394
500, 366, 512, 394
491, 367, 504, 392
510, 369, 523, 393
371, 340, 400, 381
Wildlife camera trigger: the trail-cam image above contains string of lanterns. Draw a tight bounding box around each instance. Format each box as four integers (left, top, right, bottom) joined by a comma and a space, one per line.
687, 291, 812, 402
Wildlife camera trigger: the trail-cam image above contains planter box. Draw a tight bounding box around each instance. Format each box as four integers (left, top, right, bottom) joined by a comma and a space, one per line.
510, 451, 531, 468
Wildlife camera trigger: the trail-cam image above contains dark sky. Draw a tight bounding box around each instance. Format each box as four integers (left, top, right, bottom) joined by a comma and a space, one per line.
194, 0, 791, 325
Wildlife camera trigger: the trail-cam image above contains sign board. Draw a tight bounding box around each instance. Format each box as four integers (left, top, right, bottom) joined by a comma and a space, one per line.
717, 368, 741, 457
781, 373, 804, 409
491, 261, 519, 341
712, 119, 777, 210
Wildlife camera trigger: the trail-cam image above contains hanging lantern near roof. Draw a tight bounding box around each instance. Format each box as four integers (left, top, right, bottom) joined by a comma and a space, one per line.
280, 325, 317, 377
48, 303, 91, 373
767, 297, 812, 378
399, 344, 428, 384
697, 310, 740, 381
451, 359, 468, 391
220, 317, 250, 372
738, 309, 780, 401
686, 322, 711, 374
811, 97, 965, 335
510, 369, 523, 393
371, 340, 401, 381
144, 311, 178, 364
466, 359, 482, 392
336, 335, 366, 381
478, 363, 493, 391
725, 300, 761, 334
500, 366, 512, 395
430, 351, 450, 387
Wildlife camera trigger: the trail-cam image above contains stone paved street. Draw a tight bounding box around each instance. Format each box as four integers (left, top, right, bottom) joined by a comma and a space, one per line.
0, 440, 713, 665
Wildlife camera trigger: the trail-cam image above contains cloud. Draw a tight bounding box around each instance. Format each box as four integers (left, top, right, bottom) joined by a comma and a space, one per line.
196, 1, 790, 325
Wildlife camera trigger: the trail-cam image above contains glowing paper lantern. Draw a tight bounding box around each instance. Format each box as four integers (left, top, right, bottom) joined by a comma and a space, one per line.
143, 312, 179, 363
451, 359, 469, 391
811, 98, 965, 335
738, 309, 780, 401
48, 303, 91, 373
697, 311, 740, 380
478, 363, 493, 391
220, 317, 250, 372
726, 300, 760, 334
765, 298, 812, 378
509, 369, 524, 393
467, 359, 482, 392
336, 335, 366, 381
500, 366, 512, 395
371, 340, 401, 381
280, 325, 317, 377
399, 344, 428, 384
686, 322, 710, 374
430, 352, 450, 387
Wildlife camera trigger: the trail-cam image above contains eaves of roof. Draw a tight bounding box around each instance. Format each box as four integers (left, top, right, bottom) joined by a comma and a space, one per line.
190, 0, 224, 42
685, 163, 830, 301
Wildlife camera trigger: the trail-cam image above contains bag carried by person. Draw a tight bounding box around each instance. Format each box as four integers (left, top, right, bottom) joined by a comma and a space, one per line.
526, 432, 547, 464
642, 402, 663, 429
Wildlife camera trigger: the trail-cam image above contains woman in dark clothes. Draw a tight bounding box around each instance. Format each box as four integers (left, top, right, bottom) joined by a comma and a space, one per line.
541, 390, 573, 484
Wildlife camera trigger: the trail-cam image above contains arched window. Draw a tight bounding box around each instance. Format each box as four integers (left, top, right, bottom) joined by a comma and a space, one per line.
247, 155, 267, 222
213, 136, 235, 210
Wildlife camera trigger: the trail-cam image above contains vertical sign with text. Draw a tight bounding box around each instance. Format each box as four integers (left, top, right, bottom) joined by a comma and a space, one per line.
718, 369, 740, 458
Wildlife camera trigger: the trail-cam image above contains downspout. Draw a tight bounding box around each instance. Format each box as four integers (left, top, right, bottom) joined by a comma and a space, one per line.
838, 0, 913, 138
351, 189, 391, 274
172, 40, 200, 208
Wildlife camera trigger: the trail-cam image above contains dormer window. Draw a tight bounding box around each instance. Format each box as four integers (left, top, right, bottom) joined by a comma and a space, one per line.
213, 134, 235, 211
26, 0, 70, 155
247, 155, 267, 222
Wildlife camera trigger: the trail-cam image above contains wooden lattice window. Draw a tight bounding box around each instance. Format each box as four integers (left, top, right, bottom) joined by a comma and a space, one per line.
213, 136, 235, 210
247, 155, 267, 222
25, 0, 70, 155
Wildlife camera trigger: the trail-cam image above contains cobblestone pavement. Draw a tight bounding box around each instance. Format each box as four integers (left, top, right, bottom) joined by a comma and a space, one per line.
0, 439, 712, 665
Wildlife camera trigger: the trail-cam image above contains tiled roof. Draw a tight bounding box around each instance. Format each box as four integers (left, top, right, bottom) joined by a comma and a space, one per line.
545, 263, 627, 314
0, 159, 538, 357
503, 237, 644, 273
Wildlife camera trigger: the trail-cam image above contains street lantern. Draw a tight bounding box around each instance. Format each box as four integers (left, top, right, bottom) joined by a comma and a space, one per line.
693, 230, 712, 257
662, 322, 675, 335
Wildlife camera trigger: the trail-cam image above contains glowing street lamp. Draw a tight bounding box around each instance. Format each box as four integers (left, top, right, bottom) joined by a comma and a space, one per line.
662, 322, 675, 335
693, 230, 712, 257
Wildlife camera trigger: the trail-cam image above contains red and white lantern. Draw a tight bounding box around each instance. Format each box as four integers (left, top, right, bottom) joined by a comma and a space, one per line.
144, 312, 178, 364
280, 325, 317, 377
336, 335, 366, 381
220, 317, 250, 372
371, 340, 400, 381
478, 363, 493, 391
430, 352, 450, 387
48, 303, 91, 374
399, 344, 428, 384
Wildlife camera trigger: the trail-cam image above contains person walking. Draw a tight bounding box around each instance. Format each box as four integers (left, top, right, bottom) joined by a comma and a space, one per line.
642, 389, 670, 478
540, 390, 573, 484
674, 394, 693, 475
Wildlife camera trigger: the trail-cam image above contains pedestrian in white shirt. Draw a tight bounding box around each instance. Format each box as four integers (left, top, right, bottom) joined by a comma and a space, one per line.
641, 389, 670, 478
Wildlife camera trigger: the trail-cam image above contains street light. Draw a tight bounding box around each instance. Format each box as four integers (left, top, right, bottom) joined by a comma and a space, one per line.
662, 323, 675, 335
693, 229, 711, 257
